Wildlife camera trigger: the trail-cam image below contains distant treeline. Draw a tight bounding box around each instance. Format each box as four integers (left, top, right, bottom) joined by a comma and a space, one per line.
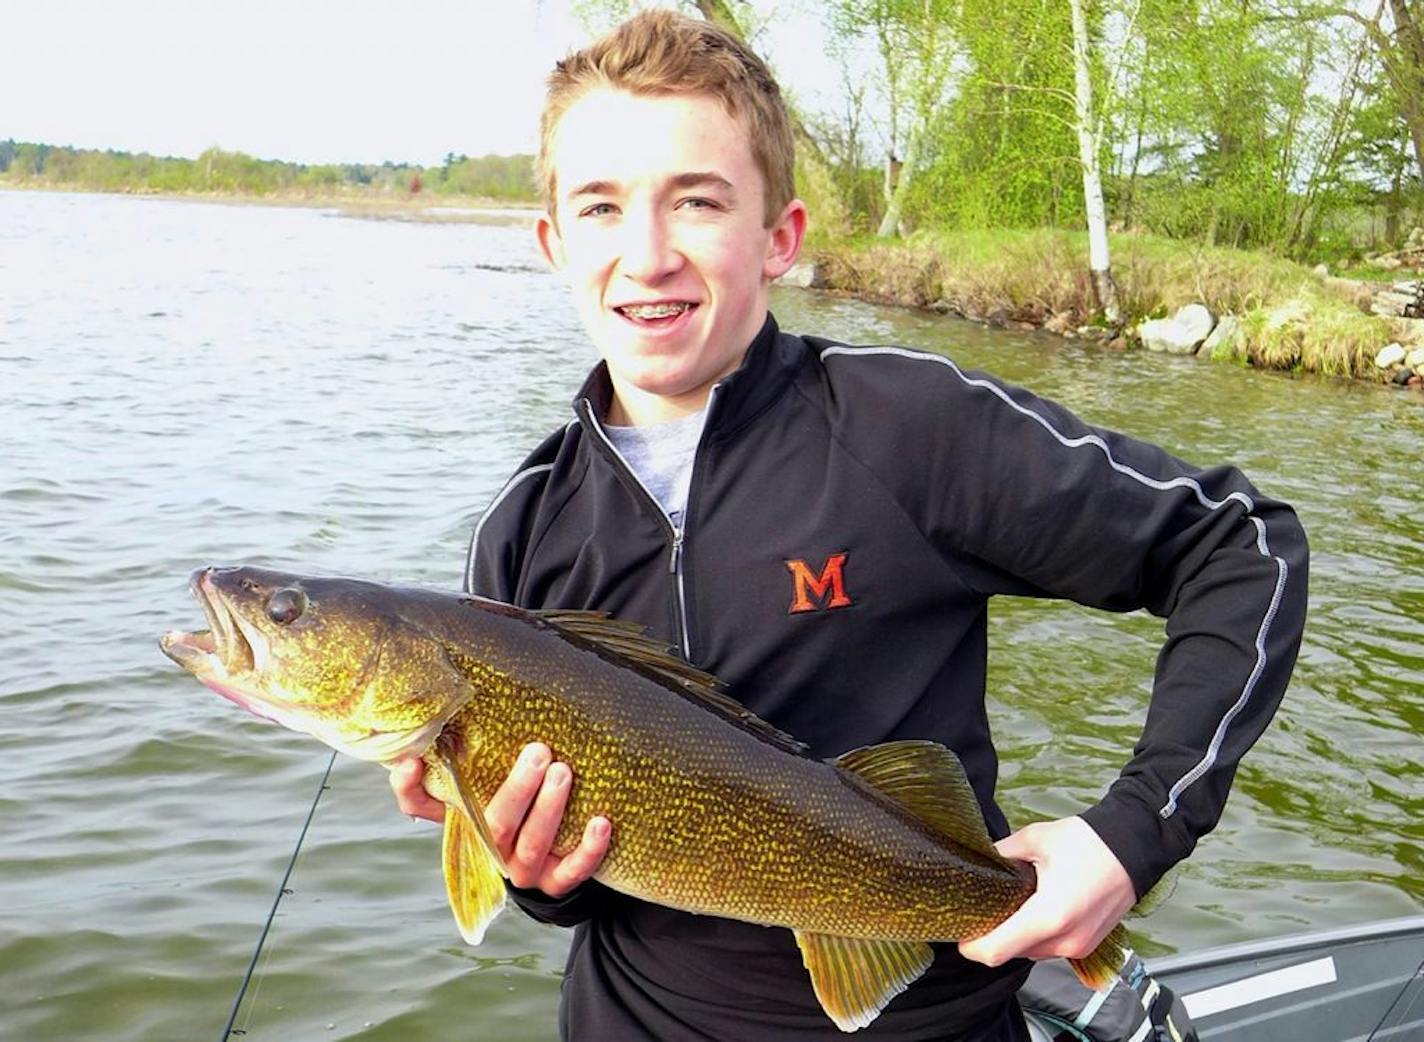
0, 140, 538, 201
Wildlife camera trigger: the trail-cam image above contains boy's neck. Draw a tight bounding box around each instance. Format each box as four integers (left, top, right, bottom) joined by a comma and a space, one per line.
606, 380, 718, 427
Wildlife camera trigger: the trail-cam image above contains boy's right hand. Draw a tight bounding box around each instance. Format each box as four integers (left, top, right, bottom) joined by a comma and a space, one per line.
389, 743, 611, 899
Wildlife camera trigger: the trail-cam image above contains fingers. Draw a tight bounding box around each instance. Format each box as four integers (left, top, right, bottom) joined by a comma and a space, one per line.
508, 761, 574, 887
389, 757, 446, 823
959, 892, 1062, 967
484, 743, 553, 853
959, 816, 1136, 968
540, 816, 611, 898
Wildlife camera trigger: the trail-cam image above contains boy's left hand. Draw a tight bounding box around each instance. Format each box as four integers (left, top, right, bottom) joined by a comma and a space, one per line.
957, 816, 1135, 968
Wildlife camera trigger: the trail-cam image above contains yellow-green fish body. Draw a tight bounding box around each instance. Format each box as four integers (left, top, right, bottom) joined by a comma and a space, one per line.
161, 566, 1123, 1032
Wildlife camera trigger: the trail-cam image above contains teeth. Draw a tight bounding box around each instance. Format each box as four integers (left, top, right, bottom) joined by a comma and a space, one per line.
621, 303, 691, 319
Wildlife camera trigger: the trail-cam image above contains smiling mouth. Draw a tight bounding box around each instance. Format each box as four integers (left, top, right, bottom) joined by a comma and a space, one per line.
615, 302, 698, 326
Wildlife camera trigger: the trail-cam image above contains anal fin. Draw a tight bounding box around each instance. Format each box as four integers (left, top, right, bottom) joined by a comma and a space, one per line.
793, 930, 934, 1033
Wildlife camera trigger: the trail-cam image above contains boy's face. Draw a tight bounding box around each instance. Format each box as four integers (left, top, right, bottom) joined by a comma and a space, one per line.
537, 88, 805, 425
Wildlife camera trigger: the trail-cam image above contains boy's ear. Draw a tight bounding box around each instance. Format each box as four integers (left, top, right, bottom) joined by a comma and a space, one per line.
762, 199, 808, 281
536, 213, 566, 271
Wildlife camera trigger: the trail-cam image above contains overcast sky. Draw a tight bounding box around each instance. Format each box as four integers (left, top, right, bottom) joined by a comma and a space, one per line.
7, 0, 850, 166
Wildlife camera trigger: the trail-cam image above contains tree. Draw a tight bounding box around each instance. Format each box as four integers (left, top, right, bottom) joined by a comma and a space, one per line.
1069, 0, 1123, 322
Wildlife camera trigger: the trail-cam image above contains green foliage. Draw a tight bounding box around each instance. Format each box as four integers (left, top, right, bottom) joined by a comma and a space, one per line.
0, 140, 538, 203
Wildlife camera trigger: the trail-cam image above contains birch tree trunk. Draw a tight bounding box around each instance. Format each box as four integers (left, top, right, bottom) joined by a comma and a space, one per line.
1069, 0, 1123, 325
877, 119, 921, 238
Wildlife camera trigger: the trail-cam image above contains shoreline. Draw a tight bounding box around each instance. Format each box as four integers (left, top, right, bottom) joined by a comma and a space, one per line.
795, 230, 1421, 390
0, 181, 540, 225
11, 183, 1419, 390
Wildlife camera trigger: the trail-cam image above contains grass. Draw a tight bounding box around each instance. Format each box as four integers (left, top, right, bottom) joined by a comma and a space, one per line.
807, 228, 1397, 381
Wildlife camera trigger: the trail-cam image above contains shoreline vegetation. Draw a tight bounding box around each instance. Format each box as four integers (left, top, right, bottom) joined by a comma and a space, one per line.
4, 139, 1419, 390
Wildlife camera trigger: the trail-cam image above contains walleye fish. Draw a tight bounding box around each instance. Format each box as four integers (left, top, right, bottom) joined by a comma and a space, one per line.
161, 565, 1126, 1032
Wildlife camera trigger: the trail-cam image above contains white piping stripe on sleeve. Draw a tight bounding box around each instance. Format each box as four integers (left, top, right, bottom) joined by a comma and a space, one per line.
465, 463, 555, 594
819, 344, 1289, 820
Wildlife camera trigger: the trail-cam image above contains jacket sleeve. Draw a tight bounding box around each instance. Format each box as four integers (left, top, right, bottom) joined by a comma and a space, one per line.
910, 361, 1309, 898
464, 438, 614, 928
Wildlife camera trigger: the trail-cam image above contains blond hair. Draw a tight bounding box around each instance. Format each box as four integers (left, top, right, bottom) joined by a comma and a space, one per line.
537, 9, 795, 226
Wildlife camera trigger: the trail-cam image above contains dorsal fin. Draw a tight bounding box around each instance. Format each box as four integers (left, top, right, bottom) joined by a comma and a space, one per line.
834, 740, 1004, 863
533, 608, 808, 757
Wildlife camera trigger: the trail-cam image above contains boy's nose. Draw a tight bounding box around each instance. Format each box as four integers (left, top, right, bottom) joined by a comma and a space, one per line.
619, 212, 684, 283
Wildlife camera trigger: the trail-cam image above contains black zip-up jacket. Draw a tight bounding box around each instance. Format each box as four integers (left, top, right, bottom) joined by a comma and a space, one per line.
463, 315, 1309, 1041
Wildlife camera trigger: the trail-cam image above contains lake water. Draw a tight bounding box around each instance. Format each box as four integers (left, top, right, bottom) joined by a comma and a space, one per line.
2, 189, 1419, 1041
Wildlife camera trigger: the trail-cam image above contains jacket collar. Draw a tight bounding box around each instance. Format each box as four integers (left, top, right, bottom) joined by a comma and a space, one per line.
572, 313, 804, 440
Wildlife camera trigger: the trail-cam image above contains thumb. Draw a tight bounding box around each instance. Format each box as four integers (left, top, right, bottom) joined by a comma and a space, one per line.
990, 826, 1042, 865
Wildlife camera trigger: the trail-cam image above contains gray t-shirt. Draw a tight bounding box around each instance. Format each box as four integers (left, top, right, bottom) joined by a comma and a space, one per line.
604, 409, 707, 528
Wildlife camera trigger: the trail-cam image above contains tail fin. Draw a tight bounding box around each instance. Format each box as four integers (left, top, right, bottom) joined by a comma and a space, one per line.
1067, 924, 1131, 990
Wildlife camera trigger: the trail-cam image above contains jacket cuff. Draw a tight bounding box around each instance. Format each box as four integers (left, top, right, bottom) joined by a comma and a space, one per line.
505, 880, 605, 927
1079, 792, 1194, 900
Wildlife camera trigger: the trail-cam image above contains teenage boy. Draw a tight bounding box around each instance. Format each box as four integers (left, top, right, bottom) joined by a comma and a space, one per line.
392, 10, 1308, 1041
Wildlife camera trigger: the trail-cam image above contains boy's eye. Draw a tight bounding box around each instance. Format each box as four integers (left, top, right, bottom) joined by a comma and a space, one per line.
579, 202, 617, 218
679, 197, 719, 211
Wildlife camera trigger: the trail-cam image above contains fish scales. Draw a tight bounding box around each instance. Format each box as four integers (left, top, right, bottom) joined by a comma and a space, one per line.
424, 603, 1031, 940
161, 566, 1126, 1032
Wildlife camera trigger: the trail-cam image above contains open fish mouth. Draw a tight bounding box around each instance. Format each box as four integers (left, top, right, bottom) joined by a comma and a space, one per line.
159, 569, 259, 681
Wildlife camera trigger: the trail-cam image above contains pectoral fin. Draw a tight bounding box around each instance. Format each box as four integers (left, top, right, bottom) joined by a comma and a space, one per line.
793, 930, 934, 1033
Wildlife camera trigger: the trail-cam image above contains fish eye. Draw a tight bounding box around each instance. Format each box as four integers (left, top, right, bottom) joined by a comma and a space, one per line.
266, 588, 307, 625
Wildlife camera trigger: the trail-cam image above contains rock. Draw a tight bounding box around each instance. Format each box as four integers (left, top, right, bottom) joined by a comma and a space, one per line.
1375, 343, 1407, 368
1044, 312, 1075, 335
1393, 366, 1414, 385
1172, 303, 1216, 344
1393, 318, 1424, 347
986, 307, 1009, 328
1139, 316, 1205, 355
1201, 314, 1241, 357
1409, 226, 1424, 248
1312, 263, 1329, 279
1409, 374, 1422, 386
1407, 346, 1424, 369
1376, 255, 1404, 271
1106, 336, 1129, 351
780, 262, 822, 289
1075, 325, 1110, 341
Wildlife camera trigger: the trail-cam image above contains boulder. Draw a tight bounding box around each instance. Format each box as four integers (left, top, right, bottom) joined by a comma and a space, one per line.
1375, 343, 1407, 369
1138, 317, 1203, 355
1312, 263, 1329, 279
1044, 312, 1075, 335
1408, 346, 1424, 369
780, 262, 822, 289
1201, 314, 1241, 358
1172, 303, 1216, 344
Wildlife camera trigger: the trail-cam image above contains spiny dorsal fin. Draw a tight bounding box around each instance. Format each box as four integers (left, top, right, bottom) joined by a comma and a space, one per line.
834, 741, 1003, 863
533, 608, 808, 757
793, 930, 934, 1032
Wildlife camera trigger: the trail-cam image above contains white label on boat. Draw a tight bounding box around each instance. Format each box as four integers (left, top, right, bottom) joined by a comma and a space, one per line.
1181, 956, 1338, 1019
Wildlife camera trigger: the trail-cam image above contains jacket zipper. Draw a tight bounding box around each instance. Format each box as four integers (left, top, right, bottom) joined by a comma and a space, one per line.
578, 386, 719, 661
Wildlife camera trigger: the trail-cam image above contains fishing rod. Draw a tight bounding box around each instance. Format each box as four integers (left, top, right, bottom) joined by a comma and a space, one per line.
220, 750, 338, 1040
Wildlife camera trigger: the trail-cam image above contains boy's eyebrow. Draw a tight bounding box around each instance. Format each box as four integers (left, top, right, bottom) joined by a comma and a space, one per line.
667, 171, 735, 193
565, 171, 736, 200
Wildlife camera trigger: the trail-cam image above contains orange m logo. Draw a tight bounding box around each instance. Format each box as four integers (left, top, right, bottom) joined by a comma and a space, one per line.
785, 553, 853, 614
